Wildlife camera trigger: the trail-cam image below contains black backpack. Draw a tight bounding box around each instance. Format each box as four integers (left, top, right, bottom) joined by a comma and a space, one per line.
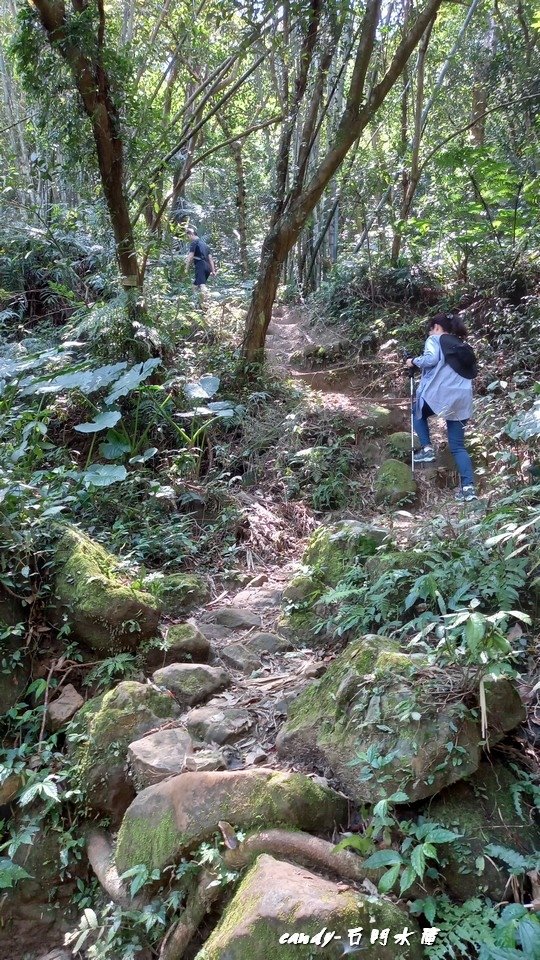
440, 334, 478, 380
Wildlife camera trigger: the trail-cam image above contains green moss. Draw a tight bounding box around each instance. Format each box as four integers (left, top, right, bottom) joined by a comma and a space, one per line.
356, 404, 394, 435
375, 650, 414, 676
302, 521, 387, 585
55, 528, 151, 617
70, 681, 179, 810
285, 635, 387, 738
143, 573, 210, 616
167, 624, 199, 644
374, 459, 416, 506
385, 431, 420, 461
54, 526, 160, 652
196, 856, 423, 960
117, 773, 346, 873
365, 548, 425, 581
116, 810, 182, 875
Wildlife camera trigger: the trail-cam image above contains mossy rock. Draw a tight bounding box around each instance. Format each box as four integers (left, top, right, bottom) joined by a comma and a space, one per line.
356, 404, 400, 436
115, 769, 347, 874
282, 523, 388, 644
69, 680, 181, 820
53, 526, 160, 653
425, 761, 540, 901
364, 548, 425, 582
277, 637, 525, 804
385, 431, 420, 461
302, 521, 389, 582
195, 854, 423, 960
152, 662, 230, 707
374, 459, 416, 506
142, 573, 210, 617
142, 622, 211, 669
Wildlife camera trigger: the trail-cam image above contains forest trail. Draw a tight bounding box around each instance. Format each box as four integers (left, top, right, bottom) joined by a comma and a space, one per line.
177, 303, 463, 776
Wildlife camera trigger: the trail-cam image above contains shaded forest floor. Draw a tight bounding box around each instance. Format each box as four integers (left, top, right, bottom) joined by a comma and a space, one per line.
3, 289, 540, 960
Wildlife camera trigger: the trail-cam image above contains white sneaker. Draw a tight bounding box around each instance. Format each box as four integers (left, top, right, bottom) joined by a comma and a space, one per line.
455, 485, 478, 502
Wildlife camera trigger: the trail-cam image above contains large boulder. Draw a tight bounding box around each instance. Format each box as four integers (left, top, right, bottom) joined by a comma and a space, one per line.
115, 769, 347, 874
152, 663, 230, 707
277, 636, 525, 803
69, 681, 181, 819
53, 527, 160, 653
374, 459, 416, 506
142, 572, 210, 617
301, 521, 389, 583
426, 761, 540, 900
195, 854, 423, 960
185, 704, 252, 744
0, 591, 29, 714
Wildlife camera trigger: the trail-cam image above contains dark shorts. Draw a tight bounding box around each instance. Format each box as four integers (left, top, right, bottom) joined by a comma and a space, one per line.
194, 263, 211, 287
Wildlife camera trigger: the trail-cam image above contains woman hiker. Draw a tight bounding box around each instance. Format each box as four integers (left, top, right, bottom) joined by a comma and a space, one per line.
186, 226, 217, 291
406, 312, 478, 502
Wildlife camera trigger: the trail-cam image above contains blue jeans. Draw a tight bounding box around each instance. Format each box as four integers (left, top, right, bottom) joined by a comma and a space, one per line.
413, 402, 474, 487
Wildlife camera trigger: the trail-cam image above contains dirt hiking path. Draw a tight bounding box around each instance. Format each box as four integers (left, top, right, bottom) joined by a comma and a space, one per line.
184, 304, 464, 776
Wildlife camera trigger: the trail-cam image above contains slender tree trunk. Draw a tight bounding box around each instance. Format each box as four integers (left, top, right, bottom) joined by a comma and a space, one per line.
31, 0, 140, 289
241, 0, 445, 362
231, 140, 249, 278
470, 15, 496, 146
391, 19, 433, 264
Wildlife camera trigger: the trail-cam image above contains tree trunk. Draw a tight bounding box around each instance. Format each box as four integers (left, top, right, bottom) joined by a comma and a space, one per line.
241, 0, 445, 362
231, 140, 249, 278
391, 18, 433, 265
470, 16, 496, 147
31, 0, 140, 289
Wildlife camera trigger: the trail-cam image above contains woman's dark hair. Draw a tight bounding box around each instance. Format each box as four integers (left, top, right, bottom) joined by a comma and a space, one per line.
428, 312, 468, 339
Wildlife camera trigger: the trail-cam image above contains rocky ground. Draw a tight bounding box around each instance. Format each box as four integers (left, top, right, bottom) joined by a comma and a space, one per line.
2, 306, 538, 960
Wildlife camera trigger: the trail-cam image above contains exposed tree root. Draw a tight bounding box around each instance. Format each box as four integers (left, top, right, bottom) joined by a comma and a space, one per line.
221, 827, 376, 883
159, 828, 384, 960
159, 869, 222, 960
88, 826, 419, 960
86, 829, 146, 910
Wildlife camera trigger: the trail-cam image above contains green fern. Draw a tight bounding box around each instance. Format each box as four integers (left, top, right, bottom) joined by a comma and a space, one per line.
484, 844, 539, 875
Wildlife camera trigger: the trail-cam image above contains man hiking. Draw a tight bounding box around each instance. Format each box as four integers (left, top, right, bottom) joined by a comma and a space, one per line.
406, 312, 478, 502
186, 226, 216, 291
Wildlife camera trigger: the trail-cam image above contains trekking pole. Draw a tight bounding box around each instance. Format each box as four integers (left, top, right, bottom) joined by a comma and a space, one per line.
409, 371, 416, 473
402, 351, 416, 473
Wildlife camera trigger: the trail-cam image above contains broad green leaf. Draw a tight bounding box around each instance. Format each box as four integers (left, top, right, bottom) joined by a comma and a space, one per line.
99, 431, 132, 459
74, 411, 121, 433
83, 465, 127, 487
399, 864, 417, 894
363, 849, 403, 869
0, 858, 31, 889
378, 863, 401, 892
411, 844, 426, 878
425, 827, 462, 843
184, 375, 220, 399
105, 359, 161, 405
